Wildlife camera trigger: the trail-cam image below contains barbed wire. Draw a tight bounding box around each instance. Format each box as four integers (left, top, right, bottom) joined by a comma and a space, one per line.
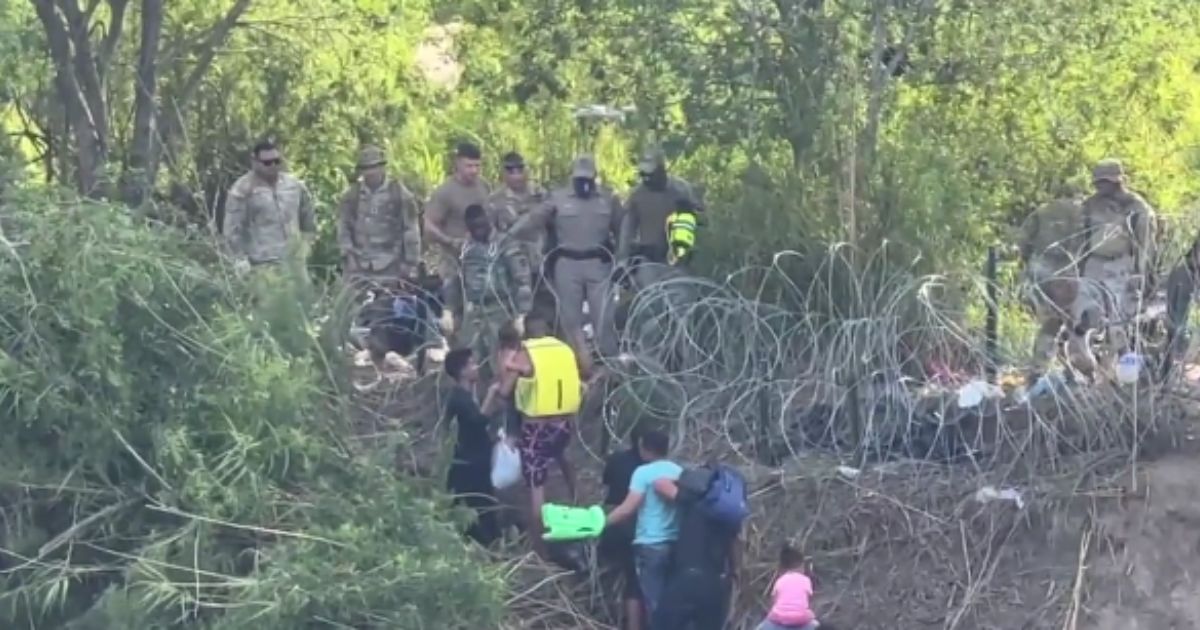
593, 244, 1187, 478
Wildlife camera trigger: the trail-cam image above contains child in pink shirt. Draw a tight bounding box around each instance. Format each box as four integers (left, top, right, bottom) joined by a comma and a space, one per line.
758, 545, 819, 630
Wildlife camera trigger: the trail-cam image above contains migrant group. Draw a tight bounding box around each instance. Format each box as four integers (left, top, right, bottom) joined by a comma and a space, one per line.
439, 322, 821, 630
219, 139, 823, 629
218, 134, 1162, 628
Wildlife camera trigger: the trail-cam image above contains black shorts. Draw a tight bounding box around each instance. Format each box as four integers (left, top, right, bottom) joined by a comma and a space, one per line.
598, 520, 640, 600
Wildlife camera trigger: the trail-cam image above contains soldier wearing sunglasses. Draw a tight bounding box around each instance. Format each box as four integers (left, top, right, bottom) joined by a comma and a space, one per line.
223, 139, 315, 272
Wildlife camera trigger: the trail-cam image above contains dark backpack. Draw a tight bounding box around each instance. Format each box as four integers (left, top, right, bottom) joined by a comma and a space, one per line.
692, 464, 749, 528
670, 465, 747, 575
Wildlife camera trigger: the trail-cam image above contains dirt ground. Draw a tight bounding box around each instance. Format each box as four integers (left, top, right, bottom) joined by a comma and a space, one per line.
350, 353, 1200, 630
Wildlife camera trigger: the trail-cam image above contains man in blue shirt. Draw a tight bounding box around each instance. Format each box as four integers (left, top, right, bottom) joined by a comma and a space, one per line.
604, 429, 681, 625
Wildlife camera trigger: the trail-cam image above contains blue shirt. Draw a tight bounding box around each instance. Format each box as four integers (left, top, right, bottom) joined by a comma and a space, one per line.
629, 459, 683, 545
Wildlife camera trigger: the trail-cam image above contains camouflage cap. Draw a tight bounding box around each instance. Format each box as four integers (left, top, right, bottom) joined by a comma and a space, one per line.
571, 154, 598, 178
1092, 159, 1124, 183
357, 145, 387, 169
637, 148, 666, 174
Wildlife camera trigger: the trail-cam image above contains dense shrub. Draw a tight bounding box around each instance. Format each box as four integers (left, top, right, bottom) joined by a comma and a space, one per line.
0, 190, 503, 628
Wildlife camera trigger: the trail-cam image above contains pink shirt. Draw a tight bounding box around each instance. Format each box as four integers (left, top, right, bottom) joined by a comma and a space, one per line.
767, 571, 815, 626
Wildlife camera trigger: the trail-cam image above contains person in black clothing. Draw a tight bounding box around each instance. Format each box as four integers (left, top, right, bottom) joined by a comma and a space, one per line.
650, 469, 743, 630
599, 429, 646, 630
444, 347, 500, 546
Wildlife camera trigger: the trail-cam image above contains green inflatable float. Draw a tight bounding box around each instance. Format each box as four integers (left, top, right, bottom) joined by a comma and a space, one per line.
542, 503, 606, 542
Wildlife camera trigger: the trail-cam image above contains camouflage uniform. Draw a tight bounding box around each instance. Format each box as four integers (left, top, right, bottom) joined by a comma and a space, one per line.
459, 234, 533, 377
1076, 159, 1157, 357
511, 155, 622, 356
1019, 196, 1085, 374
223, 171, 315, 266
337, 146, 421, 293
489, 182, 548, 280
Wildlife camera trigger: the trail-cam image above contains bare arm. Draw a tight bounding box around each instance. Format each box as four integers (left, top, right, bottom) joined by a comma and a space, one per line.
481, 382, 506, 417
652, 477, 679, 501
605, 490, 645, 527
423, 187, 461, 249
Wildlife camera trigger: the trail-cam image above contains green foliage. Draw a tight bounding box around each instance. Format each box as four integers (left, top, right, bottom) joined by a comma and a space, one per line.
0, 190, 503, 628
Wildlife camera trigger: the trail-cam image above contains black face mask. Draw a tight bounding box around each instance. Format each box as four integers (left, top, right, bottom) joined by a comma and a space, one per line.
640, 169, 667, 190
573, 177, 595, 198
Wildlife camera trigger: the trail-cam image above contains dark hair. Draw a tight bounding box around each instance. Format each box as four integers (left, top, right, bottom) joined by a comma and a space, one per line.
638, 429, 669, 457
523, 311, 549, 336
779, 545, 804, 571
455, 142, 482, 160
628, 424, 647, 449
502, 151, 524, 166
252, 139, 277, 156
444, 348, 473, 379
464, 204, 487, 222
498, 320, 522, 348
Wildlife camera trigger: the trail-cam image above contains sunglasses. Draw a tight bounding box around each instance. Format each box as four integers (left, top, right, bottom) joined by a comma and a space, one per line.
359, 162, 386, 170
258, 158, 282, 166
504, 164, 526, 172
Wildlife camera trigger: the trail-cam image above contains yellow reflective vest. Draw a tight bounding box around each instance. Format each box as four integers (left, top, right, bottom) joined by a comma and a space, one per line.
665, 210, 697, 265
515, 336, 582, 418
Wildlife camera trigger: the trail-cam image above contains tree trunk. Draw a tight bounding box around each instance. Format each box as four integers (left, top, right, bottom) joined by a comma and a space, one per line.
32, 0, 105, 196
56, 0, 111, 167
123, 0, 162, 207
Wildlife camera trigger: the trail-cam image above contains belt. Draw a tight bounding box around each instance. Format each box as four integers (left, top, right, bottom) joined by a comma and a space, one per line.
467, 296, 509, 309
557, 247, 612, 262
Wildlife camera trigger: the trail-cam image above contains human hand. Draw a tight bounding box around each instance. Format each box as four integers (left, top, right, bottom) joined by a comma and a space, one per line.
234, 258, 251, 276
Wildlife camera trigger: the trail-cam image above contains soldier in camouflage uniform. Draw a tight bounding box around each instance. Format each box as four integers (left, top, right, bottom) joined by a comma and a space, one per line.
459, 203, 533, 378
1018, 194, 1086, 380
1075, 159, 1157, 362
223, 139, 316, 271
337, 145, 421, 295
489, 151, 548, 281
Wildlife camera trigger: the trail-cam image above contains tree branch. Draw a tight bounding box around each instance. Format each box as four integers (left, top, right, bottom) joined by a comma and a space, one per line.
176, 0, 253, 107
55, 0, 109, 150
97, 0, 129, 81
155, 0, 252, 174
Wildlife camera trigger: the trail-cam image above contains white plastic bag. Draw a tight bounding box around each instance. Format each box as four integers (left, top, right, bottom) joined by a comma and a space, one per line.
956, 380, 1004, 409
1115, 352, 1142, 385
491, 429, 522, 490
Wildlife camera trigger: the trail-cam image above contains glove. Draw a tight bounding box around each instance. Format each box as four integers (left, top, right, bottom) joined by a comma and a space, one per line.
233, 259, 251, 276
515, 286, 534, 314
